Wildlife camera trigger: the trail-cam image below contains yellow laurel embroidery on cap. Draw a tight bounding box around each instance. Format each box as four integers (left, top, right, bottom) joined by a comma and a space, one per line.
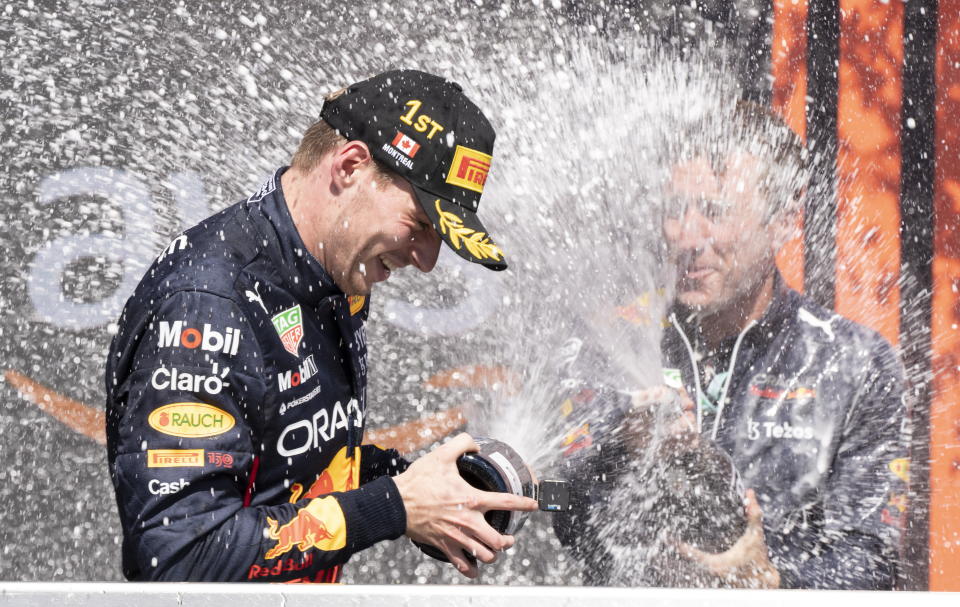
434, 199, 504, 261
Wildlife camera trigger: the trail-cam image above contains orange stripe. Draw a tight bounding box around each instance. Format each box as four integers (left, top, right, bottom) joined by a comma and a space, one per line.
931, 0, 960, 590
4, 369, 106, 444
364, 406, 465, 454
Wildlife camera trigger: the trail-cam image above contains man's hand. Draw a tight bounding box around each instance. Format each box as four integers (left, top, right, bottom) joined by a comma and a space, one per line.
678, 489, 781, 588
392, 433, 539, 578
625, 385, 698, 453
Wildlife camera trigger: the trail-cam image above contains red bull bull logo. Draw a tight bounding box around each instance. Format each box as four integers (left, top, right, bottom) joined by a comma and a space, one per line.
264, 496, 346, 559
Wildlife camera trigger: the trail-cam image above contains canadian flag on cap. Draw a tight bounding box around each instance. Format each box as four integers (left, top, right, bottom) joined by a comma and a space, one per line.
392, 131, 421, 158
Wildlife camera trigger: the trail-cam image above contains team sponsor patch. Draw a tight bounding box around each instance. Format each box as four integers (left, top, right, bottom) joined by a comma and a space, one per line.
348, 295, 365, 316
148, 402, 235, 438
561, 423, 592, 457
888, 457, 910, 483
276, 400, 362, 457
248, 554, 314, 580
272, 305, 304, 357
158, 321, 241, 356
287, 446, 359, 502
151, 363, 230, 395
148, 478, 190, 495
662, 368, 683, 390
157, 234, 188, 262
746, 419, 815, 441
264, 496, 347, 559
147, 449, 204, 468
278, 355, 318, 393
207, 451, 235, 468
445, 145, 491, 193
748, 384, 816, 400
248, 172, 277, 203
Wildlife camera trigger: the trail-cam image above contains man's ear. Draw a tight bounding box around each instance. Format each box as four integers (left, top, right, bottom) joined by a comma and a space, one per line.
770, 207, 802, 252
329, 141, 374, 193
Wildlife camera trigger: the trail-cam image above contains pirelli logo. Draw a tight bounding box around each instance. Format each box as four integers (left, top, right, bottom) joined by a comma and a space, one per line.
148, 449, 204, 468
445, 145, 491, 194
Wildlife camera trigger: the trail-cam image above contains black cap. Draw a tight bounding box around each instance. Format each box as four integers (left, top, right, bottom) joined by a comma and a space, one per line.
320, 69, 506, 271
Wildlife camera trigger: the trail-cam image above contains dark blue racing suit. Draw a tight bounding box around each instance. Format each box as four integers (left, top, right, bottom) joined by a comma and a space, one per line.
554, 280, 909, 589
105, 167, 409, 582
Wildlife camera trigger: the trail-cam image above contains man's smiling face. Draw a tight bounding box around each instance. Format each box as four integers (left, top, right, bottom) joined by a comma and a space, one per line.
663, 153, 780, 314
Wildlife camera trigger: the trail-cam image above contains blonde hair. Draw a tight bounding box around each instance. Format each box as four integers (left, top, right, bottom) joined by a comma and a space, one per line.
290, 87, 394, 184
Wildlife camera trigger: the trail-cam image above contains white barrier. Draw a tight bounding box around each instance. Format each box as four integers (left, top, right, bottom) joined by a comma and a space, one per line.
0, 584, 957, 607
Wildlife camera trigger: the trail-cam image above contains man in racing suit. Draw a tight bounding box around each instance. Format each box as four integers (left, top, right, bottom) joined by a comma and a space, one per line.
553, 103, 908, 588
105, 70, 536, 582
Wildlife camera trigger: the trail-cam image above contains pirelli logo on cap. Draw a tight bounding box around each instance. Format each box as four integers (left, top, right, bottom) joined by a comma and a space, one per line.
445, 145, 491, 194
148, 449, 204, 468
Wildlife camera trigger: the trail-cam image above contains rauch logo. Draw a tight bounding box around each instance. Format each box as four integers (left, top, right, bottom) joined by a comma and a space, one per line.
148, 402, 236, 438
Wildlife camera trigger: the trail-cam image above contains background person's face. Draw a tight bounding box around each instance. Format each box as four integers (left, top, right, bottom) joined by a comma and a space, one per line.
663, 153, 780, 314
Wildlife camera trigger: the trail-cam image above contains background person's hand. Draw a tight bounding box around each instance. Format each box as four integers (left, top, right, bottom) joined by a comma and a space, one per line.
625, 385, 698, 453
392, 432, 539, 578
678, 489, 781, 588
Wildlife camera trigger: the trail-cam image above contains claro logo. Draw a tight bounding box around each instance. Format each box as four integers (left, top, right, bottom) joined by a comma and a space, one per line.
148, 403, 236, 438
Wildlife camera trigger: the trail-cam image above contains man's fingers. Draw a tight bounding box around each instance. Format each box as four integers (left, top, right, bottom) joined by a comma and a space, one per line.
447, 526, 498, 564
476, 490, 539, 512
744, 489, 764, 529
678, 540, 724, 571
438, 432, 479, 461
445, 548, 479, 578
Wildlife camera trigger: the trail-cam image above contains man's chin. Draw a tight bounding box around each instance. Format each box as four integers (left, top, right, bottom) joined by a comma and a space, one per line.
677, 291, 722, 314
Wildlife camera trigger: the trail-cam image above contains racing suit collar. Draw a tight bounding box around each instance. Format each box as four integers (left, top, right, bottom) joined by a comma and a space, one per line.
254, 166, 344, 306
671, 271, 795, 350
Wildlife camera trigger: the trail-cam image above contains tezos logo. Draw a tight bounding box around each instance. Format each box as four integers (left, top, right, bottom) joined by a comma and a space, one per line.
158, 321, 241, 356
272, 305, 304, 357
278, 355, 318, 392
148, 402, 236, 438
747, 419, 815, 441
151, 363, 230, 395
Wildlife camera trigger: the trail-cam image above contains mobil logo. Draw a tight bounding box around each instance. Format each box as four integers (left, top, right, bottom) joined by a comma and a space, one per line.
278, 355, 318, 393
158, 320, 241, 356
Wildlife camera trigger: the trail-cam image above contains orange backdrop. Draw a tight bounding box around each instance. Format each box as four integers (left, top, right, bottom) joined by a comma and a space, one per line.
932, 0, 960, 590
772, 0, 959, 590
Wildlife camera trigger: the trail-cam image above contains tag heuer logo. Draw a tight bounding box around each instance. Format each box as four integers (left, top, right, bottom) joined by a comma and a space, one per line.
272, 305, 304, 357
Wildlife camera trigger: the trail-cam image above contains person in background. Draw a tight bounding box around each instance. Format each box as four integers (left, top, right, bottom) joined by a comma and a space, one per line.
554, 102, 909, 589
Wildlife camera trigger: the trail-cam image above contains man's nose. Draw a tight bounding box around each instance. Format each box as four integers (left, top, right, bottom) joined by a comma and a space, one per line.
409, 228, 441, 273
